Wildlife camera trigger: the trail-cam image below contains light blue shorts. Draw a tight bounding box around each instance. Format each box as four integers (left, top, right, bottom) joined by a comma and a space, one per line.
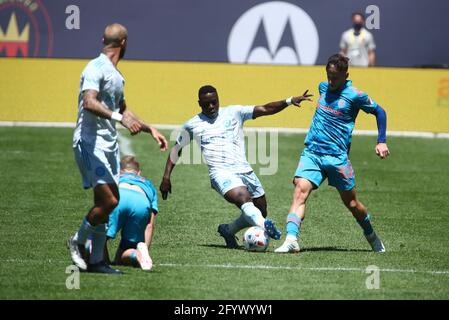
73, 141, 119, 189
294, 148, 355, 191
210, 171, 265, 198
106, 188, 151, 244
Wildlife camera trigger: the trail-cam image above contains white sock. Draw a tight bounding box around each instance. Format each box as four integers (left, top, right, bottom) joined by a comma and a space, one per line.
240, 202, 265, 228
89, 224, 107, 264
286, 234, 298, 242
228, 214, 251, 234
73, 217, 95, 245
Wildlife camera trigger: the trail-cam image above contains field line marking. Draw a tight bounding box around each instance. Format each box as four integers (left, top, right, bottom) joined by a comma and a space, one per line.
2, 259, 448, 275
157, 263, 449, 275
0, 121, 448, 139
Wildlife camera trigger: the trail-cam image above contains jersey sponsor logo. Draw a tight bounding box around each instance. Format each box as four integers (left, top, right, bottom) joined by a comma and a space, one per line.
0, 0, 53, 57
227, 1, 319, 65
317, 102, 343, 116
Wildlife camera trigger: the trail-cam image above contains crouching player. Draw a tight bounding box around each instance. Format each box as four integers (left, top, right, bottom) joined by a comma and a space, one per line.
104, 155, 158, 271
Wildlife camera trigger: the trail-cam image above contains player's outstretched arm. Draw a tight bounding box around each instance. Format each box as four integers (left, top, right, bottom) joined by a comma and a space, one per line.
252, 90, 313, 119
372, 105, 390, 159
159, 143, 183, 200
120, 105, 168, 150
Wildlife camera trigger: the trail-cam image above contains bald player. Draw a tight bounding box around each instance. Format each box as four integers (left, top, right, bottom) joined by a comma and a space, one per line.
67, 23, 168, 274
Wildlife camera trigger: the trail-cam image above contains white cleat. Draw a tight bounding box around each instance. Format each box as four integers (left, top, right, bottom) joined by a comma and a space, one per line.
137, 242, 153, 271
274, 239, 300, 253
67, 236, 88, 271
365, 232, 386, 253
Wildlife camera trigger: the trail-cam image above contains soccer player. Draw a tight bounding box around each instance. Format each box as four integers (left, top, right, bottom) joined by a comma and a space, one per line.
275, 54, 389, 253
159, 85, 313, 248
104, 155, 158, 271
67, 23, 168, 274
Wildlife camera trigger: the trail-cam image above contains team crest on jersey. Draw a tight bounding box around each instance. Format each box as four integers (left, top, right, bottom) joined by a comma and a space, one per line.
0, 0, 53, 57
95, 166, 106, 177
338, 99, 346, 108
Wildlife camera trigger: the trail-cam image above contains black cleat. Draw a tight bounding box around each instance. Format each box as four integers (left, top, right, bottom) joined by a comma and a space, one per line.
87, 261, 123, 274
218, 224, 239, 249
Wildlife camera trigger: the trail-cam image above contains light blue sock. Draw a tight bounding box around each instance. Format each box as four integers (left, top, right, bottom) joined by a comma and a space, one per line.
130, 250, 138, 266
286, 212, 302, 240
89, 224, 107, 264
228, 214, 251, 234
73, 217, 95, 245
357, 214, 374, 236
241, 202, 265, 228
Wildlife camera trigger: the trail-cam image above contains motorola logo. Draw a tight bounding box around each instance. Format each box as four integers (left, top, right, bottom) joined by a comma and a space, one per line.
228, 1, 319, 65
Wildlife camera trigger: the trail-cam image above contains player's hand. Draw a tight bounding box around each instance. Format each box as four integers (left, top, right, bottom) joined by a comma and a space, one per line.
149, 127, 168, 151
375, 143, 390, 159
160, 177, 172, 200
292, 90, 313, 107
121, 111, 142, 135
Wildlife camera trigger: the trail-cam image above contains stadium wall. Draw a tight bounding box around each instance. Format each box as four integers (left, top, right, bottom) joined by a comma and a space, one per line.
1, 58, 448, 133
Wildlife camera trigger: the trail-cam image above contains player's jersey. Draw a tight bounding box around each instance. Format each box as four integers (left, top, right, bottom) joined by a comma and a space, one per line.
304, 80, 377, 155
176, 105, 255, 177
73, 53, 125, 152
119, 172, 158, 214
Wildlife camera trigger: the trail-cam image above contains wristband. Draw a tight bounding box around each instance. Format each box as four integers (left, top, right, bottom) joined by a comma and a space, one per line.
285, 97, 293, 105
111, 112, 123, 122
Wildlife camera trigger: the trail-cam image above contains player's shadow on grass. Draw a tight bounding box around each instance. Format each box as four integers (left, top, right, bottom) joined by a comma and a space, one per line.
300, 246, 371, 253
201, 244, 246, 251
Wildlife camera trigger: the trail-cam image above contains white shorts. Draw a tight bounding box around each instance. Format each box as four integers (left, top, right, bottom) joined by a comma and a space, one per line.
210, 171, 265, 198
73, 141, 119, 189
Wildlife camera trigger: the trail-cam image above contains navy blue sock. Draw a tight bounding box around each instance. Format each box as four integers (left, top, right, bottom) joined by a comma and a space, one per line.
357, 214, 374, 236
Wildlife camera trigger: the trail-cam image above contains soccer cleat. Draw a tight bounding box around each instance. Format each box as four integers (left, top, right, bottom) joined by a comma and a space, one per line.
264, 219, 282, 240
137, 242, 153, 271
217, 224, 239, 249
67, 236, 87, 271
274, 239, 300, 253
365, 232, 386, 253
87, 261, 123, 274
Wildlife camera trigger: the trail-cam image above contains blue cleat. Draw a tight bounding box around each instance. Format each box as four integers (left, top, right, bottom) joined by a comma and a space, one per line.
217, 224, 239, 249
264, 219, 282, 240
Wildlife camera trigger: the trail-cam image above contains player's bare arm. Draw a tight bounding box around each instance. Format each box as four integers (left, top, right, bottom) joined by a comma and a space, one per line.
160, 143, 184, 200
83, 89, 117, 119
144, 212, 156, 248
121, 103, 168, 150
83, 91, 142, 135
252, 90, 313, 119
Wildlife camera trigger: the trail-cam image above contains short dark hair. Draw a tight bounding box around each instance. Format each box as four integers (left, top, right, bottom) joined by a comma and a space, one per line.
120, 155, 140, 171
352, 12, 365, 20
326, 54, 349, 73
198, 85, 217, 99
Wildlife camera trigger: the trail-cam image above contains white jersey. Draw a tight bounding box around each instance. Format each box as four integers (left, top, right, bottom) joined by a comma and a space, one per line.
177, 105, 255, 177
73, 53, 125, 152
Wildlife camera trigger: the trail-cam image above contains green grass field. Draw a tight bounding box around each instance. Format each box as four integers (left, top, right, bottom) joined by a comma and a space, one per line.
0, 126, 448, 300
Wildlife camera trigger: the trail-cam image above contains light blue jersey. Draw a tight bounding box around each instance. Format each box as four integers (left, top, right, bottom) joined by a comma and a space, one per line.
119, 172, 158, 213
177, 105, 255, 177
107, 173, 158, 246
73, 53, 125, 152
304, 80, 377, 155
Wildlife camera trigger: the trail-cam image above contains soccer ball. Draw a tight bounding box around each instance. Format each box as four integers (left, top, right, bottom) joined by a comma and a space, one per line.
243, 226, 270, 252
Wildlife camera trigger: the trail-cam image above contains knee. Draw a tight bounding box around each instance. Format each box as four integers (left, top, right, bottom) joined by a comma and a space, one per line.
102, 196, 119, 214
235, 192, 251, 207
344, 199, 358, 211
293, 185, 309, 205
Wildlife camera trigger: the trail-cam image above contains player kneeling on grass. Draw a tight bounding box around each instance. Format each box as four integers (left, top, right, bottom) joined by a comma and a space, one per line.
275, 54, 389, 254
103, 155, 158, 271
159, 85, 313, 248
